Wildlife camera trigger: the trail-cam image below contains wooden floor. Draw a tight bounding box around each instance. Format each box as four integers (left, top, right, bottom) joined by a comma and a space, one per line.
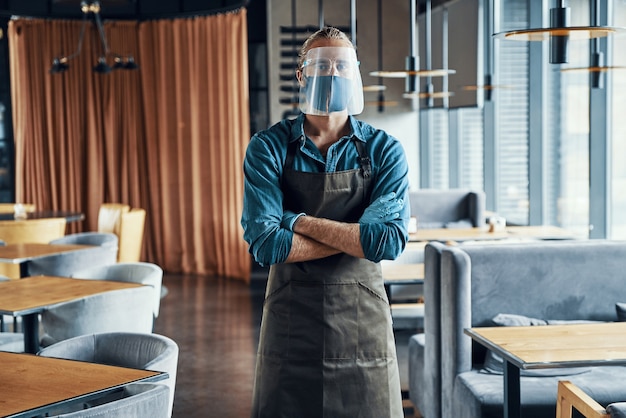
154, 273, 418, 418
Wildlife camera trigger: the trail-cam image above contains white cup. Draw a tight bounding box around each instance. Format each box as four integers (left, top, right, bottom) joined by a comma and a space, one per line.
13, 203, 27, 220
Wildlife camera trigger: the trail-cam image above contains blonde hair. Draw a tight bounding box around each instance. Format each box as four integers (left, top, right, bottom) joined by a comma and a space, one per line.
297, 27, 355, 69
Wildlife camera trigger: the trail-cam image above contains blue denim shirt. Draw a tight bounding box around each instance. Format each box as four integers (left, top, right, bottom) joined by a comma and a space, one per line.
241, 113, 410, 266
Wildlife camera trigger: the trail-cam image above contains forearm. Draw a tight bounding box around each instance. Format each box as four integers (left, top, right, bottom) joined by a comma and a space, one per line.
292, 215, 365, 259
285, 233, 341, 262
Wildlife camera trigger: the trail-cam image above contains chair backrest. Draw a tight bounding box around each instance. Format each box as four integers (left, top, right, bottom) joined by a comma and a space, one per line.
50, 232, 118, 249
40, 285, 154, 347
408, 241, 445, 418
97, 203, 130, 234
0, 203, 36, 214
408, 189, 486, 228
72, 262, 163, 319
38, 332, 178, 418
118, 208, 146, 262
50, 383, 169, 418
27, 234, 119, 277
0, 217, 67, 244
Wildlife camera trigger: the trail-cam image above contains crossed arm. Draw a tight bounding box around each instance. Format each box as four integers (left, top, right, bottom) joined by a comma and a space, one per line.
284, 192, 403, 263
286, 217, 361, 262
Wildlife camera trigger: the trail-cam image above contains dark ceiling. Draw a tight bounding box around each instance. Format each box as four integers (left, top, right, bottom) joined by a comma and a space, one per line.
0, 0, 249, 20
0, 0, 454, 20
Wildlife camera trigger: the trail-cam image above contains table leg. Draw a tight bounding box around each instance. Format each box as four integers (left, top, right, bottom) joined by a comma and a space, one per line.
19, 261, 30, 278
22, 313, 40, 354
504, 360, 521, 418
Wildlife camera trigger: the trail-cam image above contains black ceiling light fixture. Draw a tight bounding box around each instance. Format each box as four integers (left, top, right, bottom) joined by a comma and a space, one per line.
559, 0, 626, 88
493, 0, 626, 65
399, 0, 454, 106
50, 1, 139, 74
363, 0, 398, 111
460, 0, 514, 100
369, 0, 455, 100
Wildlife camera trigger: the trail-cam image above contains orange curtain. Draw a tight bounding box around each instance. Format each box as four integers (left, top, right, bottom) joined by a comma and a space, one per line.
8, 9, 251, 281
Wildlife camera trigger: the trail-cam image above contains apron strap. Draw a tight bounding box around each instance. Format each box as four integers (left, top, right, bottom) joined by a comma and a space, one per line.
354, 140, 372, 179
283, 138, 371, 178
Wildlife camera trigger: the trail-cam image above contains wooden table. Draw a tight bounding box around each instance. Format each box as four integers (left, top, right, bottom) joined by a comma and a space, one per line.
0, 210, 84, 223
0, 351, 165, 418
0, 276, 144, 353
0, 243, 93, 277
506, 225, 579, 240
465, 322, 626, 418
409, 225, 578, 243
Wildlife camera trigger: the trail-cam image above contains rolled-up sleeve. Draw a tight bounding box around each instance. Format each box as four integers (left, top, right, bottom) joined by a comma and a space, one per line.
359, 133, 410, 262
241, 134, 293, 266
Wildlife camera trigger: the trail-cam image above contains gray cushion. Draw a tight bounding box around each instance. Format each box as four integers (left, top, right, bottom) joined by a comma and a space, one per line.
454, 366, 626, 418
608, 403, 626, 418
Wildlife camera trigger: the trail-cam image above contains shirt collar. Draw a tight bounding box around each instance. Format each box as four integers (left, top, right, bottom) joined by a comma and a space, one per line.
289, 114, 366, 144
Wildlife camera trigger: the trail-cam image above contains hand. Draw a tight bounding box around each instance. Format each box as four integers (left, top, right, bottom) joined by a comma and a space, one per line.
359, 192, 404, 224
281, 210, 306, 231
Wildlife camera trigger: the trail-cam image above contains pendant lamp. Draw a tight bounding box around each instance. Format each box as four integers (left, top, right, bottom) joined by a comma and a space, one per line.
399, 0, 453, 106
493, 0, 626, 65
369, 0, 456, 92
363, 0, 399, 111
50, 1, 139, 74
558, 0, 626, 87
460, 0, 514, 100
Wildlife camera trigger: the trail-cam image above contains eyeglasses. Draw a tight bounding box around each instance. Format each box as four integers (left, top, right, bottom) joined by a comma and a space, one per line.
302, 58, 359, 76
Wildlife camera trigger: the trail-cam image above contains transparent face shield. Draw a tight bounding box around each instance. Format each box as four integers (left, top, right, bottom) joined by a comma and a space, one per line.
298, 46, 364, 116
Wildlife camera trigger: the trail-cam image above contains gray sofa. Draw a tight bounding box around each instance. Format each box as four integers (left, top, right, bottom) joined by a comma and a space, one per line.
409, 240, 626, 418
408, 189, 485, 229
390, 189, 485, 307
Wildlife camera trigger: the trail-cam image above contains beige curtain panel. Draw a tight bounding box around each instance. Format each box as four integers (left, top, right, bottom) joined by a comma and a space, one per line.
8, 9, 251, 281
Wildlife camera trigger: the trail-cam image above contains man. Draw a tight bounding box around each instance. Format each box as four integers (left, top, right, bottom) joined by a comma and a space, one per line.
241, 27, 410, 418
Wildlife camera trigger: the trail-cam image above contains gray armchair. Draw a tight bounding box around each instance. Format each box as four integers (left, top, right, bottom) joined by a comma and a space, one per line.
40, 285, 154, 347
71, 262, 163, 321
27, 232, 118, 277
437, 240, 626, 418
38, 332, 178, 418
49, 231, 119, 248
408, 189, 486, 229
43, 383, 169, 418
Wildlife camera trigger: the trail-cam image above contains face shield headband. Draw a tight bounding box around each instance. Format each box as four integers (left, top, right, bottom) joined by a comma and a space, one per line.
298, 46, 364, 116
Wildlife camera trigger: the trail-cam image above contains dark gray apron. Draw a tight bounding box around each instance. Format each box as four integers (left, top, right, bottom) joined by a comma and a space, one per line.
251, 140, 403, 418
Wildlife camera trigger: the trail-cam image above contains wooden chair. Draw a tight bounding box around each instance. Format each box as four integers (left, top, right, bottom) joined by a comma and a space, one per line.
97, 203, 130, 234
97, 204, 145, 262
0, 217, 67, 244
556, 380, 626, 418
0, 218, 67, 278
118, 208, 146, 262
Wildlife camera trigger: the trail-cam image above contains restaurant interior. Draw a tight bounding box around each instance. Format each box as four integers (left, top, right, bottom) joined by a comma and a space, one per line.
0, 0, 626, 417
